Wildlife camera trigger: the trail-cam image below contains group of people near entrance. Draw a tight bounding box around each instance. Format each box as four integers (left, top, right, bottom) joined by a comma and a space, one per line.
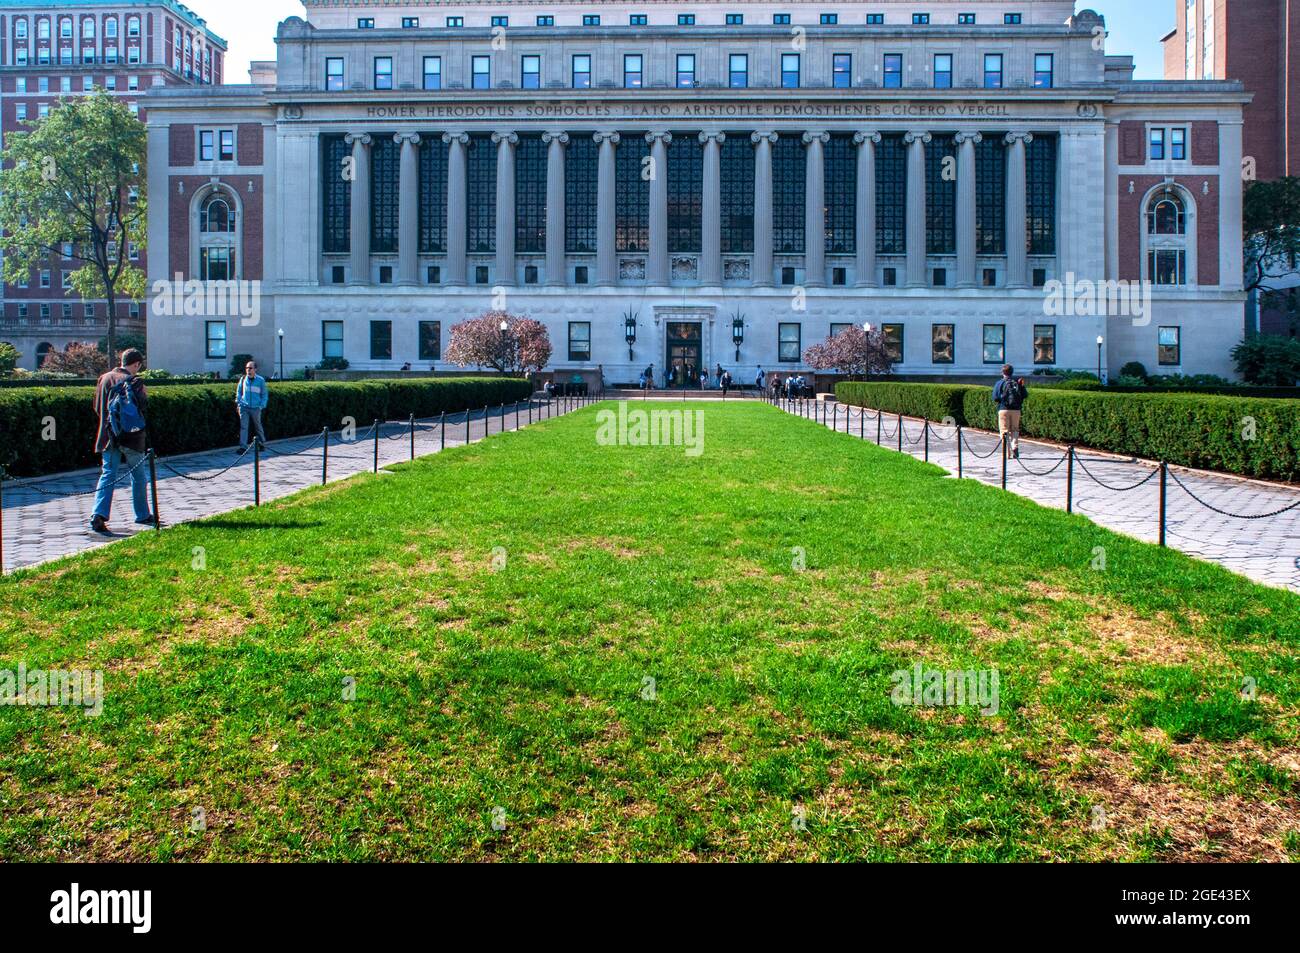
84, 352, 1028, 536
88, 354, 270, 537
640, 363, 738, 393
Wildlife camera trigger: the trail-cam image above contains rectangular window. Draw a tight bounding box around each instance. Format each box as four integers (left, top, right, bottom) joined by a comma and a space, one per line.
536, 16, 554, 27
418, 321, 441, 360
205, 321, 227, 359
833, 53, 851, 88
15, 104, 26, 122
729, 54, 748, 88
1005, 13, 1023, 25
199, 130, 214, 161
727, 14, 744, 25
1149, 128, 1165, 160
491, 16, 508, 27
883, 53, 903, 88
1170, 127, 1186, 160
882, 324, 904, 363
1149, 249, 1187, 286
322, 321, 344, 359
820, 14, 839, 25
1033, 324, 1056, 365
374, 56, 392, 90
933, 53, 952, 88
402, 17, 419, 29
624, 53, 643, 88
866, 13, 885, 23
447, 16, 464, 28
630, 15, 648, 26
219, 130, 234, 161
423, 56, 441, 90
572, 54, 591, 88
472, 55, 491, 89
781, 53, 800, 88
370, 320, 392, 360
779, 323, 801, 362
912, 13, 930, 24
676, 54, 695, 87
677, 14, 696, 26
932, 324, 954, 364
830, 323, 854, 337
959, 13, 977, 24
1158, 326, 1181, 365
583, 14, 601, 26
984, 53, 1003, 88
426, 265, 440, 284
357, 18, 374, 30
332, 266, 345, 284
774, 14, 792, 25
1034, 53, 1054, 88
521, 55, 541, 89
982, 324, 1005, 364
568, 321, 591, 361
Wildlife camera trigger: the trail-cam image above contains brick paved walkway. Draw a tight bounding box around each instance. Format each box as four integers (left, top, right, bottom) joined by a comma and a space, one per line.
783, 398, 1300, 592
1, 397, 581, 574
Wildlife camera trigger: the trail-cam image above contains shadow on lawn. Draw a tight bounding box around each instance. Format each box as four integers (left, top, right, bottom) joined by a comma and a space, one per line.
197, 518, 326, 531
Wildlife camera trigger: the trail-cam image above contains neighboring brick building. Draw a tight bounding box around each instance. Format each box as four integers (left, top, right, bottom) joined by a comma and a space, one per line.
0, 0, 227, 370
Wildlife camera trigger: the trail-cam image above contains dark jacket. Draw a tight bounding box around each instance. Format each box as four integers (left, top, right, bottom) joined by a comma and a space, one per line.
94, 368, 148, 454
993, 377, 1026, 411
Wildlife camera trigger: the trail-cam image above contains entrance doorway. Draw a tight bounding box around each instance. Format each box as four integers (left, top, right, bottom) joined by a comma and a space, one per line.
665, 322, 702, 388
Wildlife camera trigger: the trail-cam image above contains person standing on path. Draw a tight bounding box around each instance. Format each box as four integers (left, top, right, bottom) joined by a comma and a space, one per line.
993, 364, 1027, 459
89, 348, 153, 535
235, 359, 269, 451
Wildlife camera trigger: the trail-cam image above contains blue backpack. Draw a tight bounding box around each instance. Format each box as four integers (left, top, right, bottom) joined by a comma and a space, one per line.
107, 376, 146, 438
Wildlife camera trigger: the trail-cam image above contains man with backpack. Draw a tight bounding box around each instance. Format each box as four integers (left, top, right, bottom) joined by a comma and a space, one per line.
235, 359, 269, 451
90, 348, 153, 536
992, 364, 1028, 459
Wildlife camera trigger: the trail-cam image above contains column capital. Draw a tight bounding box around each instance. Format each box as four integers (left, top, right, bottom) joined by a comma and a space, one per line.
698, 130, 726, 144
542, 131, 570, 145
344, 132, 371, 147
903, 131, 932, 145
750, 131, 779, 145
491, 131, 519, 145
393, 131, 421, 146
802, 130, 830, 145
853, 131, 882, 146
645, 130, 672, 145
953, 131, 983, 145
1004, 131, 1034, 146
593, 131, 621, 145
441, 131, 469, 146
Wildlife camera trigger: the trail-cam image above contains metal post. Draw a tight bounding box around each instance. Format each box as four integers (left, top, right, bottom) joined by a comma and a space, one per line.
1066, 446, 1074, 513
956, 425, 964, 478
440, 412, 446, 451
322, 427, 329, 485
924, 419, 929, 462
876, 412, 882, 446
373, 418, 380, 473
483, 405, 489, 440
1159, 460, 1168, 547
254, 440, 261, 506
500, 402, 505, 433
860, 407, 864, 440
897, 414, 903, 452
1001, 433, 1008, 490
0, 467, 5, 574
409, 413, 416, 460
148, 449, 161, 531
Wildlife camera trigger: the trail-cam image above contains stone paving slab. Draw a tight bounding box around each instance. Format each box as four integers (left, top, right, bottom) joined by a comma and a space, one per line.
785, 399, 1300, 593
1, 398, 578, 574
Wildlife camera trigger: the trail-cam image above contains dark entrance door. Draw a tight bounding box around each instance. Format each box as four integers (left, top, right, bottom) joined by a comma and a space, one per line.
666, 322, 702, 388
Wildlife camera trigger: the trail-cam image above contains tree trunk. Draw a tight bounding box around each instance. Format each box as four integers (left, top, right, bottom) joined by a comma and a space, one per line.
105, 285, 117, 368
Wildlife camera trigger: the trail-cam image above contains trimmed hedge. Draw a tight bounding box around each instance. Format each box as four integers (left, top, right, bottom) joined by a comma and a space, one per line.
0, 377, 533, 478
835, 381, 1300, 481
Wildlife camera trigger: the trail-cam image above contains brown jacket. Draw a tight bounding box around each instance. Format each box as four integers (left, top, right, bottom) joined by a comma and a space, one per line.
93, 368, 148, 454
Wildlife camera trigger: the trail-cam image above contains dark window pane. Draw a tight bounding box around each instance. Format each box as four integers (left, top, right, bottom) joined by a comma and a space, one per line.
515, 135, 547, 253
370, 320, 392, 360
667, 134, 703, 254
566, 135, 598, 253
825, 134, 856, 254
772, 135, 805, 254
419, 136, 448, 253
1026, 134, 1057, 255
418, 321, 441, 360
467, 134, 497, 253
720, 135, 754, 253
925, 134, 957, 254
321, 134, 350, 253
976, 136, 1006, 254
616, 135, 649, 252
876, 134, 907, 255
370, 135, 399, 254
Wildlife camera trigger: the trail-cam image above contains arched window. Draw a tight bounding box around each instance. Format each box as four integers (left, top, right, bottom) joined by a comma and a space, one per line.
1144, 187, 1190, 286
200, 194, 234, 233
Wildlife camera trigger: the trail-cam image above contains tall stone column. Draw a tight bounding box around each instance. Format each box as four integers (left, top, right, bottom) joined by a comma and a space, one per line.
542, 131, 568, 287
699, 131, 725, 286
443, 131, 469, 286
646, 131, 671, 286
344, 132, 371, 284
903, 131, 930, 288
954, 131, 981, 288
593, 131, 620, 286
1104, 123, 1119, 281
853, 131, 880, 288
395, 132, 421, 286
751, 131, 777, 288
492, 131, 518, 286
802, 131, 829, 288
1004, 132, 1033, 289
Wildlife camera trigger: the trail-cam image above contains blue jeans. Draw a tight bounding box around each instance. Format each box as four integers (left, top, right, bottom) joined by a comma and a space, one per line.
92, 446, 151, 522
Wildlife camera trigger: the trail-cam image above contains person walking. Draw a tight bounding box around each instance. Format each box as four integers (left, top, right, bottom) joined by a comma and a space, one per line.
993, 364, 1028, 459
235, 359, 269, 451
720, 370, 732, 397
699, 368, 709, 390
89, 348, 153, 535
755, 365, 765, 391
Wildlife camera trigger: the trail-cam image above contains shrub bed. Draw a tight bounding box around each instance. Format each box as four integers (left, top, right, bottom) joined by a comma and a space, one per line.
0, 377, 532, 478
836, 381, 1300, 481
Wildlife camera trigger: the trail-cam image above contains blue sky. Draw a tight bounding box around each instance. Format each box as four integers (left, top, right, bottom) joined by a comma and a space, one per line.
208, 2, 1177, 84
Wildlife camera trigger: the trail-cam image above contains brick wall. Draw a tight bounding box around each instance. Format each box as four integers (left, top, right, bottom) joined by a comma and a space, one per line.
1118, 174, 1220, 286
237, 123, 263, 166
169, 175, 264, 280
169, 123, 194, 165
1119, 121, 1146, 165
1192, 121, 1220, 164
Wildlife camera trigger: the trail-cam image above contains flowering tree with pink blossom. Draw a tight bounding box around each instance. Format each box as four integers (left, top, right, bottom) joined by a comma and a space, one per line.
445, 311, 553, 375
803, 324, 892, 380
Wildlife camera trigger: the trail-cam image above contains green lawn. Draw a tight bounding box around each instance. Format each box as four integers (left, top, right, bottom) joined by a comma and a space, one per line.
2, 402, 1298, 861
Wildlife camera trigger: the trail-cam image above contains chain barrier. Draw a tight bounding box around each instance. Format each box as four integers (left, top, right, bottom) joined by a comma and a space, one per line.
959, 432, 1002, 459
1168, 468, 1300, 520
260, 431, 326, 457
0, 452, 152, 498
1073, 454, 1161, 493
159, 445, 255, 482
1013, 451, 1070, 478
900, 422, 926, 446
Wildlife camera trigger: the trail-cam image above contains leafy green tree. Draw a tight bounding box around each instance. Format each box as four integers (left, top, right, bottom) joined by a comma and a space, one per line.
0, 91, 147, 366
1243, 177, 1300, 297
0, 342, 20, 375
1231, 335, 1300, 386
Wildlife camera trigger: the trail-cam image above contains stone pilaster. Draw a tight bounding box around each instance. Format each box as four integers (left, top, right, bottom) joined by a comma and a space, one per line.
646, 131, 672, 286
853, 131, 880, 288
802, 131, 829, 288
751, 131, 778, 288
395, 132, 421, 285
954, 131, 981, 288
442, 131, 469, 286
699, 131, 725, 286
542, 131, 568, 286
593, 131, 620, 286
492, 131, 518, 286
904, 131, 930, 288
1004, 132, 1033, 289
344, 132, 371, 284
